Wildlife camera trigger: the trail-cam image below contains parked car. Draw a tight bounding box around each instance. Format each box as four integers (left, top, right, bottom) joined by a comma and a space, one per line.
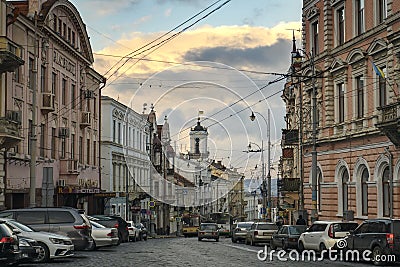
298, 221, 358, 252
0, 207, 93, 250
344, 219, 400, 266
1, 218, 74, 263
245, 222, 279, 246
270, 225, 307, 250
88, 215, 129, 243
231, 222, 253, 243
126, 221, 140, 242
18, 236, 39, 264
198, 223, 219, 242
89, 220, 119, 250
135, 223, 148, 241
0, 222, 21, 266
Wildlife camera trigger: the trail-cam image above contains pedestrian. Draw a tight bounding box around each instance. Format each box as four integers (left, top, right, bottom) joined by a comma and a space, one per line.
296, 215, 306, 225
166, 225, 170, 235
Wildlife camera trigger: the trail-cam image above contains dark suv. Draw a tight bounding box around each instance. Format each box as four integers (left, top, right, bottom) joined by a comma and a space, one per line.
345, 219, 400, 265
88, 215, 129, 243
0, 207, 92, 250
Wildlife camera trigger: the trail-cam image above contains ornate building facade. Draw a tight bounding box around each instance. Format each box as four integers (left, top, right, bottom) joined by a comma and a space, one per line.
283, 0, 400, 222
3, 0, 104, 213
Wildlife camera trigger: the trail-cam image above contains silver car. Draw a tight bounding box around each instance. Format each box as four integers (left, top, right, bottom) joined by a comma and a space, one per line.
232, 222, 254, 243
90, 220, 119, 250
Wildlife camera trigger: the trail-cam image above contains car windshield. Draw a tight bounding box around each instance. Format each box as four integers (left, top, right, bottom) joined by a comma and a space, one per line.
200, 224, 217, 230
289, 226, 307, 235
257, 224, 278, 230
7, 220, 34, 232
237, 223, 253, 229
334, 223, 358, 232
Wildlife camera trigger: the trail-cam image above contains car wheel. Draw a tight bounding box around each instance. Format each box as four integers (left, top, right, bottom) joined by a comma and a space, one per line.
319, 243, 327, 252
372, 246, 385, 266
298, 241, 305, 252
92, 241, 98, 251
216, 238, 219, 242
33, 242, 50, 263
282, 241, 288, 251
270, 241, 276, 250
232, 237, 236, 243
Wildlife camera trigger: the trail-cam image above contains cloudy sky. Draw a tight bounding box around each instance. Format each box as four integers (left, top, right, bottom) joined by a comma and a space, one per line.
69, 0, 302, 180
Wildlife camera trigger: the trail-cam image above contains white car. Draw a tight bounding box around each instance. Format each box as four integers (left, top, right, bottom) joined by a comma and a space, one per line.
126, 221, 140, 242
298, 221, 358, 252
90, 220, 119, 249
2, 218, 74, 263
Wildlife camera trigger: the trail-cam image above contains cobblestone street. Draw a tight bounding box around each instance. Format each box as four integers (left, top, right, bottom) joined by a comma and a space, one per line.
18, 237, 394, 267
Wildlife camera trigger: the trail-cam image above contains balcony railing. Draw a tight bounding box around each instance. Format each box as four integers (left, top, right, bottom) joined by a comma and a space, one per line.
80, 112, 91, 128
0, 116, 22, 149
0, 36, 24, 73
41, 93, 55, 113
376, 101, 400, 147
281, 129, 299, 146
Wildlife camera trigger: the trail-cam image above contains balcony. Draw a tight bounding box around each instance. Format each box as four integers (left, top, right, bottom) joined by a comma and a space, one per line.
281, 129, 299, 146
41, 93, 55, 113
376, 102, 400, 147
80, 111, 91, 128
0, 112, 23, 149
0, 36, 24, 73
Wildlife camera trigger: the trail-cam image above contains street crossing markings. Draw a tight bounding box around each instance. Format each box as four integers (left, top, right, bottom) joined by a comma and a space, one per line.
220, 243, 260, 253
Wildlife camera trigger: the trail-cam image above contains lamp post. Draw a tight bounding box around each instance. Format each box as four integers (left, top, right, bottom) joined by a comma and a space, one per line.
292, 48, 318, 223
250, 110, 272, 221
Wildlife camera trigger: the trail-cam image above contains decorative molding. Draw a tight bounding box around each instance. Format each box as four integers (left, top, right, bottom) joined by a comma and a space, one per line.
306, 6, 320, 21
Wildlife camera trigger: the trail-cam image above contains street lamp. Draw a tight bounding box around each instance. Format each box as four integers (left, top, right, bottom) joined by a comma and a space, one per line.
249, 110, 272, 221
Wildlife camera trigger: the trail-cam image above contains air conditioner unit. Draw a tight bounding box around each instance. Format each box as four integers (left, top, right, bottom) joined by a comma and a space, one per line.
57, 179, 66, 187
6, 110, 22, 124
58, 127, 70, 138
42, 93, 55, 110
78, 179, 85, 186
83, 90, 94, 99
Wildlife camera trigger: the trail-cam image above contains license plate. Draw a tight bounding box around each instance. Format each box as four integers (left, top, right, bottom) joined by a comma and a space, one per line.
263, 233, 270, 236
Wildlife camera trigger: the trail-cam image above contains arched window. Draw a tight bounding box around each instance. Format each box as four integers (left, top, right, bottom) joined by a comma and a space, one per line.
342, 169, 349, 212
317, 168, 322, 212
382, 166, 390, 217
361, 168, 369, 215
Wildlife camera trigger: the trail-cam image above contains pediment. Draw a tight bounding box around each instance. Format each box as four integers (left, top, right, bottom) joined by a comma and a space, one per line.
330, 58, 348, 74
367, 39, 387, 58
346, 49, 366, 65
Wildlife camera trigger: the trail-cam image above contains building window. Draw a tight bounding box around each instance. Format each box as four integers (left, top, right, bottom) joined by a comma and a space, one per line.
51, 72, 57, 95
14, 66, 21, 83
63, 23, 67, 37
337, 7, 345, 45
40, 124, 45, 157
58, 18, 62, 34
40, 65, 46, 92
338, 83, 345, 123
342, 169, 349, 212
113, 120, 116, 142
118, 122, 121, 144
61, 136, 66, 159
67, 27, 71, 42
72, 31, 76, 47
71, 84, 76, 109
377, 0, 387, 24
86, 139, 90, 165
361, 168, 369, 215
113, 164, 117, 192
355, 0, 365, 35
79, 136, 83, 163
311, 20, 319, 55
356, 76, 364, 118
62, 78, 67, 105
28, 57, 34, 89
317, 168, 322, 212
28, 120, 32, 155
71, 134, 75, 159
382, 166, 390, 217
51, 128, 56, 159
53, 15, 57, 31
93, 97, 97, 116
378, 66, 387, 107
93, 141, 96, 166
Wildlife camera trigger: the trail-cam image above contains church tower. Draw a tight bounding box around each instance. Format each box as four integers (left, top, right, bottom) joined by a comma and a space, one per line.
189, 117, 209, 160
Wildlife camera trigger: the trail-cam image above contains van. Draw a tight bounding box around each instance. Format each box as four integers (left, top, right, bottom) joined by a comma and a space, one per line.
0, 207, 92, 250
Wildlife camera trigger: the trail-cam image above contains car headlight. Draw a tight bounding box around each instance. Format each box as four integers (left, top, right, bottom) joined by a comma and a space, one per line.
19, 239, 30, 247
49, 238, 64, 244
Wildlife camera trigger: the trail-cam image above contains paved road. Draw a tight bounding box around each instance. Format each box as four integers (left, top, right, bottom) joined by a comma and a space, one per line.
19, 237, 397, 267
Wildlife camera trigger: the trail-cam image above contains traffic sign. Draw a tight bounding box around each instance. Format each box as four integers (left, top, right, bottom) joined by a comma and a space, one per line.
149, 201, 155, 208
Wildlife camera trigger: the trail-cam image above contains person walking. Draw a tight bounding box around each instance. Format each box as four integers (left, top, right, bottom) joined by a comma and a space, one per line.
296, 215, 306, 225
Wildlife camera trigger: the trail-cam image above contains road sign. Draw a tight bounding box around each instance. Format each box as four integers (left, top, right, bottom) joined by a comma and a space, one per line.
182, 189, 188, 195
149, 201, 155, 208
261, 207, 266, 214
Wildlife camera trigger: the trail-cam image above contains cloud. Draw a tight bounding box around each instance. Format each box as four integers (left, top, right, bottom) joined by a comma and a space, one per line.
164, 8, 172, 17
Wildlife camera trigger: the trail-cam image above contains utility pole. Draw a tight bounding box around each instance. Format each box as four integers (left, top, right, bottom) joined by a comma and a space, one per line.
267, 109, 271, 221
29, 12, 38, 207
125, 110, 129, 221
310, 49, 318, 223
